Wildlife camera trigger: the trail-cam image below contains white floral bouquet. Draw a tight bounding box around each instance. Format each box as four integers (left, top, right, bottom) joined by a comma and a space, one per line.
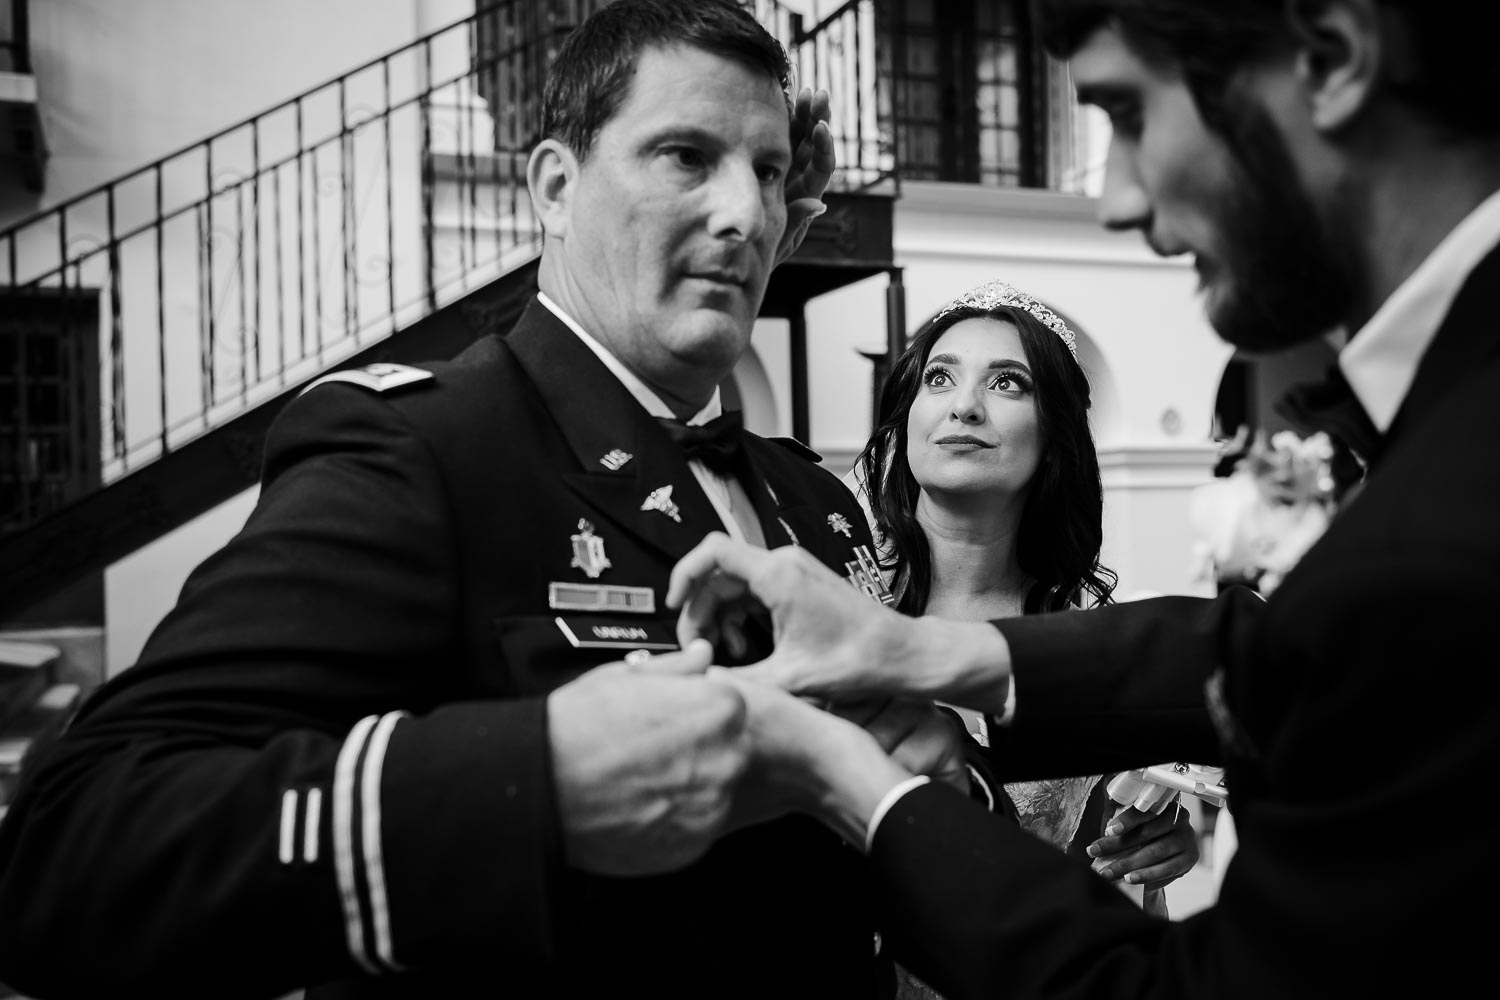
1188, 428, 1338, 596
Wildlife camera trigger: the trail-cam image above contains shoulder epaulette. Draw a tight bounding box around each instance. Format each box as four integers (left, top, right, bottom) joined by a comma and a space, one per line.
300, 362, 435, 396
767, 436, 823, 464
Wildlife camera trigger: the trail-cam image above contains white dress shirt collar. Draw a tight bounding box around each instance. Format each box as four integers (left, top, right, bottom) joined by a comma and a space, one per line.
1341, 187, 1500, 432
537, 292, 723, 426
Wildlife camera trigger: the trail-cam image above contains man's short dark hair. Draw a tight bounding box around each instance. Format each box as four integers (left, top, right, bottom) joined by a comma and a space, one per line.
542, 0, 793, 160
1031, 0, 1500, 135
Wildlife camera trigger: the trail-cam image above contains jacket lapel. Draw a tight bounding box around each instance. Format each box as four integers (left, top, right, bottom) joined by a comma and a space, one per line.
1386, 241, 1500, 453
505, 300, 726, 563
739, 438, 875, 567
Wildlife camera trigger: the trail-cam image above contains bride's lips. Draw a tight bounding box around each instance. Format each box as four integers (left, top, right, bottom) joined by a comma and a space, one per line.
934, 434, 994, 449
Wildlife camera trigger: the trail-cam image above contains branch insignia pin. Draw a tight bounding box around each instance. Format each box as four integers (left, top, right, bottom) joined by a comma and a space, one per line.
641, 485, 682, 523
570, 519, 612, 579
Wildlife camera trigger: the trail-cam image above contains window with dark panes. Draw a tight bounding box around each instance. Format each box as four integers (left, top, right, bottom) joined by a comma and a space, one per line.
877, 0, 1046, 187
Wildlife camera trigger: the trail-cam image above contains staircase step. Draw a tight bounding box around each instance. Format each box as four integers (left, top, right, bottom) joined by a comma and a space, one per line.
0, 638, 61, 670
0, 640, 59, 734
0, 682, 83, 821
0, 682, 81, 771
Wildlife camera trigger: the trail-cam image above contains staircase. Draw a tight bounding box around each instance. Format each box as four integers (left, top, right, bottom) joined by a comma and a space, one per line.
0, 0, 898, 787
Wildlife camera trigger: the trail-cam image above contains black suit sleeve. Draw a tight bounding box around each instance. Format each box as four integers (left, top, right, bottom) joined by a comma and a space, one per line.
0, 385, 563, 998
985, 590, 1259, 780
869, 781, 1172, 1000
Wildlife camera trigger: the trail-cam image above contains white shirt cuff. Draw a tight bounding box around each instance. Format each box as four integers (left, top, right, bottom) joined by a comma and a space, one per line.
994, 675, 1016, 726
864, 775, 931, 854
965, 763, 995, 812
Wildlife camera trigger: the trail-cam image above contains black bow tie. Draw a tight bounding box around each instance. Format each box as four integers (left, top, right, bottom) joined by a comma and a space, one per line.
1275, 364, 1382, 466
657, 411, 744, 476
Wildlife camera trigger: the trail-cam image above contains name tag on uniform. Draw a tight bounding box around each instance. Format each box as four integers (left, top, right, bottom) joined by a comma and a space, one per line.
554, 616, 679, 651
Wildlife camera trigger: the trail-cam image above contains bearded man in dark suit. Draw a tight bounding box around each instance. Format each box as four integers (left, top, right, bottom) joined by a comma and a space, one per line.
0, 2, 988, 998
663, 1, 1500, 997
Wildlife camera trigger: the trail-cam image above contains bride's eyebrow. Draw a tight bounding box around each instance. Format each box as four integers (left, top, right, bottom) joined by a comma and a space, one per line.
925, 353, 1029, 371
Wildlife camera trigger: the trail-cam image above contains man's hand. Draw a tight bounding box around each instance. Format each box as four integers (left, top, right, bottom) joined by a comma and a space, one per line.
775, 87, 834, 266
836, 699, 969, 794
547, 641, 749, 876
666, 533, 1012, 710
705, 667, 912, 849
667, 533, 908, 697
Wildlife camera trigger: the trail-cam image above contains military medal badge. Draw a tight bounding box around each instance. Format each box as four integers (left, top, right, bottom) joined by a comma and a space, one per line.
845, 544, 895, 607
570, 519, 612, 579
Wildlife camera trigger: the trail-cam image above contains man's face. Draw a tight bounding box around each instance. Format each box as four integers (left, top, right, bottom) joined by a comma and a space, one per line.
1070, 24, 1354, 352
548, 44, 790, 408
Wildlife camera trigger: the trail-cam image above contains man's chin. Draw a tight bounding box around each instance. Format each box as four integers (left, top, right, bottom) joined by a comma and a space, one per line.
666, 315, 754, 367
1205, 285, 1327, 355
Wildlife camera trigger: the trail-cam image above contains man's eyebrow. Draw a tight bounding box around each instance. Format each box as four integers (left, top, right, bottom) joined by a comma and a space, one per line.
638, 124, 791, 163
640, 124, 722, 149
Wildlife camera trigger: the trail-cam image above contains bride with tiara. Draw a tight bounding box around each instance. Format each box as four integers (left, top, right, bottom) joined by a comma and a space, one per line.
847, 279, 1201, 999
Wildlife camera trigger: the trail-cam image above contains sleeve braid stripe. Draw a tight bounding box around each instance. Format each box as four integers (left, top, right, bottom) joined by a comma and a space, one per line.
362, 712, 409, 972
334, 715, 381, 974
279, 789, 299, 865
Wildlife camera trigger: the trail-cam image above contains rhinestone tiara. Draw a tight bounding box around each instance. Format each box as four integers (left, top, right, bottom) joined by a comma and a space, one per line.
933, 279, 1078, 360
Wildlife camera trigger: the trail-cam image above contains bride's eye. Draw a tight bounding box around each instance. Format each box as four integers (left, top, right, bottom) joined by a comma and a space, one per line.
922, 365, 953, 387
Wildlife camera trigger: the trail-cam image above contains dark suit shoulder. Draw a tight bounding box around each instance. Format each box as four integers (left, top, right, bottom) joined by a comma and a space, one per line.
765, 435, 823, 464
744, 433, 854, 500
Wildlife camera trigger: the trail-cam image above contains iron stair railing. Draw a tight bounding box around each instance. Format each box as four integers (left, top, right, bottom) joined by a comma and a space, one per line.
0, 0, 889, 609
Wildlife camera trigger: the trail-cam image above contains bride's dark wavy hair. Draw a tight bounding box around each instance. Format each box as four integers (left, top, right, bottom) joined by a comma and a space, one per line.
857, 301, 1117, 616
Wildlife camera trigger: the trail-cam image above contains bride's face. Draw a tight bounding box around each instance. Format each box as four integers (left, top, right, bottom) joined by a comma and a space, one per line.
905, 317, 1043, 500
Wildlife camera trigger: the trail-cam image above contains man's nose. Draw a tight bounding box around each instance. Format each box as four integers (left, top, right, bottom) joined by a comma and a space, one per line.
707, 162, 771, 244
1096, 139, 1151, 233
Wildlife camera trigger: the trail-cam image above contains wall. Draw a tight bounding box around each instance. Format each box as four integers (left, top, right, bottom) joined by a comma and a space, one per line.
3, 0, 427, 227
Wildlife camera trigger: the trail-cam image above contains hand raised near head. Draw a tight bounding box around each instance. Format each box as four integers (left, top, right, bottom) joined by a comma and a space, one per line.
547, 640, 748, 876
775, 87, 834, 266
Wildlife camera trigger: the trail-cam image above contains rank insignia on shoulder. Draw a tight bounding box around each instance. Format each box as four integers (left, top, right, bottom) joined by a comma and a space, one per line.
300, 362, 434, 396
570, 519, 613, 579
827, 512, 852, 538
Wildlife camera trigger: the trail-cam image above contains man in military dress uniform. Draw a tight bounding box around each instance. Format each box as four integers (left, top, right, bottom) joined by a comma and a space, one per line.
0, 2, 986, 997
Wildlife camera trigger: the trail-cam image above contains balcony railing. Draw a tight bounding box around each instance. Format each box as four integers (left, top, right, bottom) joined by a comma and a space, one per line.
0, 0, 885, 542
